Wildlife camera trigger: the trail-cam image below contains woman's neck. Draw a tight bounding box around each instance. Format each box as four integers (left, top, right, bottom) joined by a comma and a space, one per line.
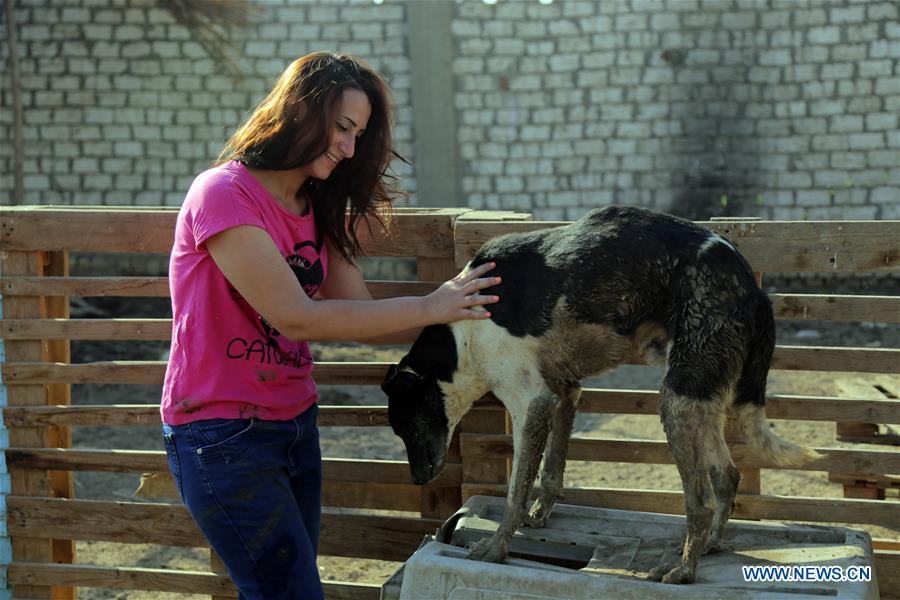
246, 166, 310, 216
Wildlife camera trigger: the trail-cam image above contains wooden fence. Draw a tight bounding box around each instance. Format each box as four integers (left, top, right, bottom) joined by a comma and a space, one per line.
0, 206, 898, 598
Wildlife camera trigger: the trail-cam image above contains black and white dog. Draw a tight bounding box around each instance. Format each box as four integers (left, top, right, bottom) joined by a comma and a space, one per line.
382, 206, 819, 584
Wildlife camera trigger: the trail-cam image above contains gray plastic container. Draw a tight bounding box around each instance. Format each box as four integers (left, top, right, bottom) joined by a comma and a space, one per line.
383, 495, 878, 599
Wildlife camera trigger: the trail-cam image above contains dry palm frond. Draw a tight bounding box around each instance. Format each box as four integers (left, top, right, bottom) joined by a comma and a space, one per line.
157, 0, 259, 77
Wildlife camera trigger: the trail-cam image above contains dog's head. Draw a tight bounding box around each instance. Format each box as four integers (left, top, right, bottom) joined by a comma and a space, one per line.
381, 325, 459, 485
381, 361, 450, 484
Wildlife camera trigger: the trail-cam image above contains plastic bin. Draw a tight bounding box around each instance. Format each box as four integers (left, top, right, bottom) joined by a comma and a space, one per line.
382, 495, 878, 599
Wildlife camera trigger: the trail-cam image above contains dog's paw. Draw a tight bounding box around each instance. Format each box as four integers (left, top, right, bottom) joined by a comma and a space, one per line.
523, 502, 550, 529
647, 563, 673, 582
466, 537, 508, 563
522, 512, 548, 529
703, 538, 724, 555
660, 564, 695, 585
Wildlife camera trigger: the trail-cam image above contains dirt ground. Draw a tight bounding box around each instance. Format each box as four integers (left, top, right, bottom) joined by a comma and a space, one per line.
65, 313, 898, 599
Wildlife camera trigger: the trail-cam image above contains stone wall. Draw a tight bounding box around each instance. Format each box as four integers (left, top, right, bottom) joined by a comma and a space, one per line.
1, 0, 897, 221
0, 0, 414, 206
451, 0, 898, 221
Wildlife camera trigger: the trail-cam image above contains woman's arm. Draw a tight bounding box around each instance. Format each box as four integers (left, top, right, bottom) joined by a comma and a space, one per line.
316, 244, 424, 345
205, 225, 499, 343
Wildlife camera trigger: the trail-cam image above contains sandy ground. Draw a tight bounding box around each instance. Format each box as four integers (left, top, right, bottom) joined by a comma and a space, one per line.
65, 322, 898, 599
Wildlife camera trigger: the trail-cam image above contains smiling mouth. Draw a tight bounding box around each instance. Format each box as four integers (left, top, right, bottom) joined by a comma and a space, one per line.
325, 151, 340, 165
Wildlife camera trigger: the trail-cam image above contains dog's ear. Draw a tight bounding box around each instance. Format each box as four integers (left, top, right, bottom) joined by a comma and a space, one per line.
381, 364, 423, 395
381, 364, 400, 393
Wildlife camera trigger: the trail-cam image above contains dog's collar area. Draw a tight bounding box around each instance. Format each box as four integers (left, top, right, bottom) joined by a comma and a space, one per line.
383, 364, 423, 385
400, 366, 422, 378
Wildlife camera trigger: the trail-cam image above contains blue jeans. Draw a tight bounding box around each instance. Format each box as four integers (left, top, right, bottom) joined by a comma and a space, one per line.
163, 405, 323, 600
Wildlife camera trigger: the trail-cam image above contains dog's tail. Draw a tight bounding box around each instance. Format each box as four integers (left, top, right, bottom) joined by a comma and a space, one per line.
733, 291, 822, 466
734, 403, 822, 466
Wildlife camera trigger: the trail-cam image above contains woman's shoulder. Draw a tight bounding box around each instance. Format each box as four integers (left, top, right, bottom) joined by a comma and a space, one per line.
190, 161, 246, 193
184, 161, 263, 207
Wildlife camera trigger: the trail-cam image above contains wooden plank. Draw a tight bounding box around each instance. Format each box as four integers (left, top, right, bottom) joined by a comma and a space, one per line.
7, 278, 897, 326
829, 472, 900, 487
0, 207, 179, 253
2, 404, 391, 428
455, 210, 533, 223
875, 538, 900, 552
355, 208, 468, 258
0, 361, 398, 385
41, 250, 76, 599
773, 294, 900, 324
454, 220, 900, 273
6, 433, 900, 487
1, 318, 171, 341
325, 459, 460, 487
2, 405, 164, 427
209, 549, 229, 600
5, 393, 896, 430
7, 555, 374, 599
323, 581, 382, 600
1, 361, 168, 384
7, 562, 235, 594
4, 344, 895, 386
575, 390, 900, 423
578, 390, 900, 423
318, 510, 441, 562
461, 484, 900, 528
763, 395, 899, 423
6, 496, 440, 560
2, 250, 53, 599
874, 550, 900, 599
0, 361, 390, 385
368, 280, 439, 299
0, 276, 437, 300
0, 276, 170, 297
6, 448, 167, 472
7, 496, 208, 547
318, 405, 389, 427
323, 481, 422, 512
773, 346, 899, 373
459, 433, 900, 476
6, 450, 458, 487
0, 207, 460, 258
133, 470, 426, 511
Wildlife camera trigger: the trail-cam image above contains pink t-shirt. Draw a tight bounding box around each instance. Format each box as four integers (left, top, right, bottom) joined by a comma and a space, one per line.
161, 160, 328, 425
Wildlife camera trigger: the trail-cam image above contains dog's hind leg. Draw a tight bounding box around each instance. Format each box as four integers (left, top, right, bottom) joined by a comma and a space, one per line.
467, 389, 558, 563
704, 416, 740, 554
524, 383, 581, 529
650, 388, 724, 584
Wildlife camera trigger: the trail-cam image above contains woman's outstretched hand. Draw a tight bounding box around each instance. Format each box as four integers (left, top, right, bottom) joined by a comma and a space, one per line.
424, 262, 501, 324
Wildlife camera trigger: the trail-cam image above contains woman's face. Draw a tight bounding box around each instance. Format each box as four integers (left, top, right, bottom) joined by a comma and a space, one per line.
309, 87, 372, 180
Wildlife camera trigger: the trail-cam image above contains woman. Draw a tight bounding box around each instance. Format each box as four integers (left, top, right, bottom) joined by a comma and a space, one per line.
160, 52, 499, 599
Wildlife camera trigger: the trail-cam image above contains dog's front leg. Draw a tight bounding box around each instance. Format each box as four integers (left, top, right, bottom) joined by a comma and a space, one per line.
524, 383, 581, 528
466, 391, 558, 563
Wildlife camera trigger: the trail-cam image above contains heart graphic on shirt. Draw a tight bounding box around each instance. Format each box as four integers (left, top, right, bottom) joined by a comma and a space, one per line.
286, 240, 324, 298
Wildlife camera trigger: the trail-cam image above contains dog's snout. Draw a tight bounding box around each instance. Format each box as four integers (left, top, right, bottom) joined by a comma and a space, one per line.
410, 458, 438, 485
412, 462, 434, 486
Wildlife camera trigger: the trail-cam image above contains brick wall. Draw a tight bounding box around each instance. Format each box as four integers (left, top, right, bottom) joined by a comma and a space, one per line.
451, 0, 899, 221
1, 0, 897, 222
0, 0, 414, 206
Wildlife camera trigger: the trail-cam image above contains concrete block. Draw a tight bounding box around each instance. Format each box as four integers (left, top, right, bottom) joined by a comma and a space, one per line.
831, 5, 866, 23
388, 497, 877, 600
849, 133, 885, 150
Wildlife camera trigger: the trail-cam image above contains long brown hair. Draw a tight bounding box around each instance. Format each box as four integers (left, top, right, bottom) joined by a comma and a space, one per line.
218, 52, 402, 262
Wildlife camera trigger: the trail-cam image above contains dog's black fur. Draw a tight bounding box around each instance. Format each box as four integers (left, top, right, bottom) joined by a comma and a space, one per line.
382, 206, 819, 583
